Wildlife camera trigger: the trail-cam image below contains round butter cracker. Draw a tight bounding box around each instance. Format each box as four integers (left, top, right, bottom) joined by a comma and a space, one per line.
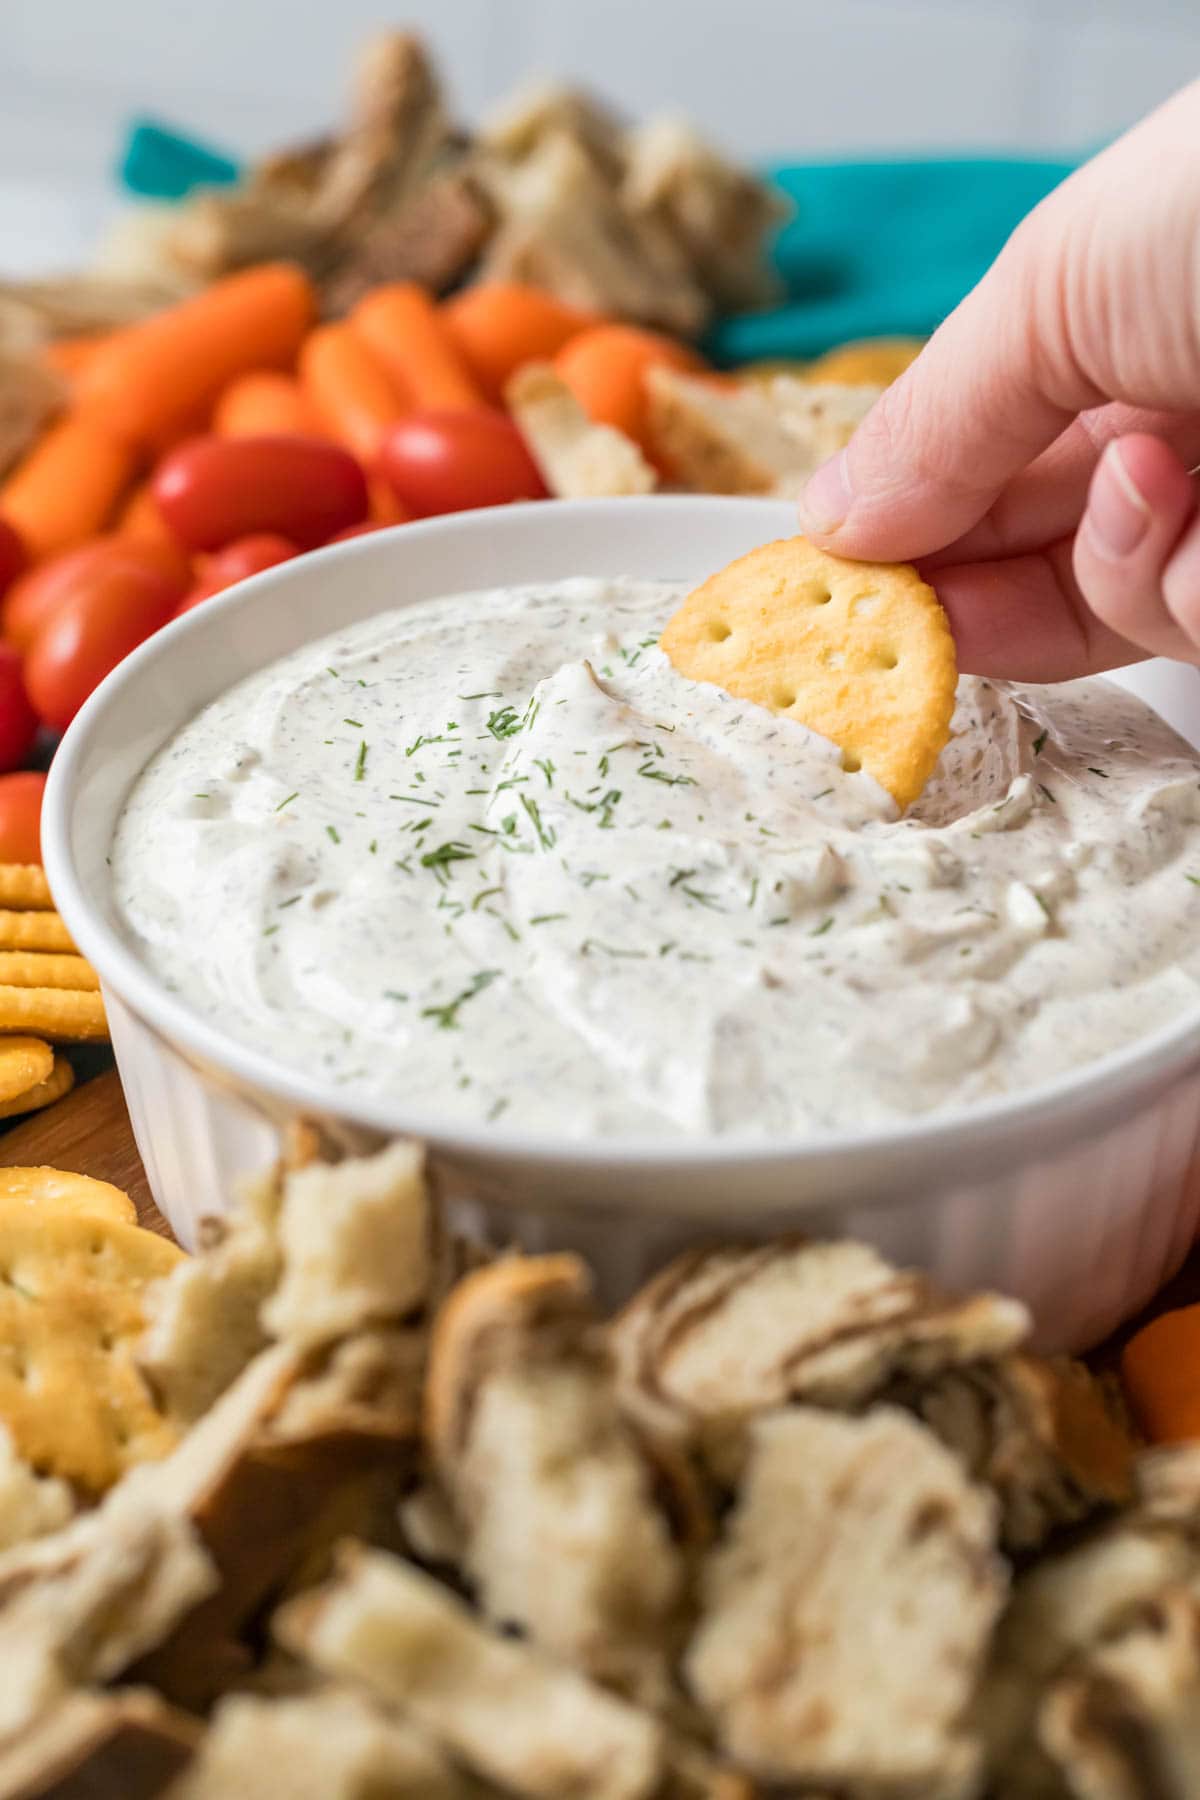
659, 535, 957, 810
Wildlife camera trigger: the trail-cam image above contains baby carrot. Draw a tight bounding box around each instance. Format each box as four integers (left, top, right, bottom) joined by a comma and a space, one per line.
554, 324, 706, 460
351, 283, 483, 412
214, 370, 325, 440
42, 333, 114, 384
1122, 1305, 1200, 1443
440, 283, 598, 402
299, 324, 407, 464
0, 415, 138, 560
77, 263, 316, 452
115, 481, 192, 583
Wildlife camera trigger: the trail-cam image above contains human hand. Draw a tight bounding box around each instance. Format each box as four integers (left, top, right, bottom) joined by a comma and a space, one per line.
798, 82, 1200, 680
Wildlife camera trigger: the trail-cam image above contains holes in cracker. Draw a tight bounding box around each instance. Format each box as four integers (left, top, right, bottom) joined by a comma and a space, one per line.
774, 688, 797, 710
877, 648, 899, 671
809, 584, 832, 606
708, 620, 732, 642
841, 750, 863, 774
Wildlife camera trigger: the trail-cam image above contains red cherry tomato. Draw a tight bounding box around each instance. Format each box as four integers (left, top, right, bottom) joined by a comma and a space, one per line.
176, 533, 298, 614
1, 537, 188, 652
0, 771, 45, 863
153, 435, 369, 551
0, 645, 37, 771
25, 562, 182, 732
378, 410, 547, 518
0, 518, 27, 601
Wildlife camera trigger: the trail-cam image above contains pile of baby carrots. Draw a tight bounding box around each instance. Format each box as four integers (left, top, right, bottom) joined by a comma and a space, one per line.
0, 261, 710, 858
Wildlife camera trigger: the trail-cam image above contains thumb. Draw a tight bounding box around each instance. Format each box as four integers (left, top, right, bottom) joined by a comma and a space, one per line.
798, 207, 1101, 562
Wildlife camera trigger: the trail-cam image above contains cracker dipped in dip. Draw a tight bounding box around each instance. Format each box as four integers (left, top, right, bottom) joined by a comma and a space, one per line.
112, 574, 1200, 1138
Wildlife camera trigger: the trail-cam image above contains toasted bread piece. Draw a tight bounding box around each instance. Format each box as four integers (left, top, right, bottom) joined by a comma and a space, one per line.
644, 368, 878, 496
170, 1687, 478, 1800
506, 363, 657, 497
686, 1408, 1003, 1793
611, 1238, 1027, 1476
280, 1543, 746, 1800
426, 1254, 687, 1708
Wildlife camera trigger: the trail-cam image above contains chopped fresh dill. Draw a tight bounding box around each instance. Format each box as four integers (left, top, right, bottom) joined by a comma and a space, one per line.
459, 691, 501, 701
530, 912, 567, 925
383, 989, 408, 1002
421, 968, 501, 1029
637, 761, 696, 786
519, 792, 556, 850
1087, 766, 1108, 778
275, 791, 299, 812
1032, 729, 1048, 755
420, 841, 476, 883
534, 757, 555, 787
325, 824, 341, 844
278, 896, 302, 909
326, 666, 338, 678
472, 886, 504, 909
354, 741, 368, 781
485, 705, 522, 740
580, 939, 648, 959
390, 793, 437, 806
811, 917, 834, 936
262, 924, 280, 937
486, 1097, 509, 1122
343, 718, 363, 728
811, 787, 834, 800
1037, 783, 1057, 804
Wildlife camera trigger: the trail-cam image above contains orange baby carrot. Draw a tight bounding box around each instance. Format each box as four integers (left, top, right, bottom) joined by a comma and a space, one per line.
368, 475, 410, 526
115, 481, 192, 582
77, 263, 316, 452
554, 324, 706, 459
299, 324, 406, 465
351, 283, 483, 412
1122, 1305, 1200, 1443
0, 415, 138, 560
440, 283, 598, 402
42, 332, 114, 383
214, 370, 325, 440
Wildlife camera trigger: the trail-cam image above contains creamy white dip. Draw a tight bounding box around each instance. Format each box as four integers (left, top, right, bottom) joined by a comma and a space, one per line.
111, 577, 1200, 1139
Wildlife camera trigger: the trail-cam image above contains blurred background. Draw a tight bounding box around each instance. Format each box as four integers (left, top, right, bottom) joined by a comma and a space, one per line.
2, 0, 1196, 274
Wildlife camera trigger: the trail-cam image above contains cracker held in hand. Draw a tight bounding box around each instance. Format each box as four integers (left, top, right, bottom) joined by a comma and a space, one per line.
660, 536, 956, 809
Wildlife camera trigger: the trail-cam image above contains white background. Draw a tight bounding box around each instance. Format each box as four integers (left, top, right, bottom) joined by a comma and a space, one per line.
1, 0, 1198, 271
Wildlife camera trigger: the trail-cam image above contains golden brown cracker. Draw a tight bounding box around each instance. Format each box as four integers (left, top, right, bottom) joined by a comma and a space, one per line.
0, 985, 107, 1041
0, 952, 99, 991
0, 865, 54, 910
0, 1036, 53, 1103
660, 536, 956, 809
0, 1209, 183, 1491
0, 1166, 137, 1225
804, 336, 924, 387
0, 910, 74, 953
0, 1056, 75, 1119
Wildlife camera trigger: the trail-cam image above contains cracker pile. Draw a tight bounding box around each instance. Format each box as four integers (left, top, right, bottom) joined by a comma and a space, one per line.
0, 1130, 1195, 1798
0, 865, 108, 1122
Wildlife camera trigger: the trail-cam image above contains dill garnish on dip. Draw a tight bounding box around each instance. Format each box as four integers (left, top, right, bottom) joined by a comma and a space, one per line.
113, 577, 1200, 1138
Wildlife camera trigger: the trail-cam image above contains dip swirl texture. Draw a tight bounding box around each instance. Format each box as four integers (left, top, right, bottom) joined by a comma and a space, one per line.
112, 577, 1200, 1138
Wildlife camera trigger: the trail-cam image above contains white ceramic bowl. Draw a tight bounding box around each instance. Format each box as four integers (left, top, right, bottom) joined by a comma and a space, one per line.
44, 497, 1200, 1350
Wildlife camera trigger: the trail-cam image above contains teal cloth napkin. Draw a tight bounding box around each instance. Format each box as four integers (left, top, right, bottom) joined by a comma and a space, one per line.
116, 124, 1078, 365
708, 156, 1078, 364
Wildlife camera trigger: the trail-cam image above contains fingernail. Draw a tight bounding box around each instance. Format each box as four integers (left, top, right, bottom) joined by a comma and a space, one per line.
799, 449, 853, 536
1088, 440, 1152, 560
